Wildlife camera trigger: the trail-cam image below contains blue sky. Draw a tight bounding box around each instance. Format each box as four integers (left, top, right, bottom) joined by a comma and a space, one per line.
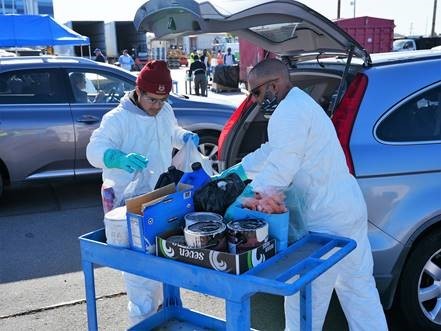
53, 0, 440, 36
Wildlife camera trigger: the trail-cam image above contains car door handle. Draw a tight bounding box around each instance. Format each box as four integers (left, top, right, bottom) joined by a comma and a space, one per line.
76, 115, 100, 124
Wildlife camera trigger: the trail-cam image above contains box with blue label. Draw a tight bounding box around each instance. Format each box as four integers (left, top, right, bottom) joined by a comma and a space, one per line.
126, 183, 194, 253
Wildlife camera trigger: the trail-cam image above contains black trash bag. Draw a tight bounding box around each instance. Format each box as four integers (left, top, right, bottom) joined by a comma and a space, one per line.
193, 173, 246, 215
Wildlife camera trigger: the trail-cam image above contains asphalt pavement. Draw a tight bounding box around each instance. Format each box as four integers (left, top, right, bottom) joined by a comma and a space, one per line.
0, 67, 402, 331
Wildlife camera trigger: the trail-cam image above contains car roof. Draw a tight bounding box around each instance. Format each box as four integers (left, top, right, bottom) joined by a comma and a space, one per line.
298, 49, 441, 68
0, 55, 95, 66
134, 0, 369, 64
0, 56, 138, 77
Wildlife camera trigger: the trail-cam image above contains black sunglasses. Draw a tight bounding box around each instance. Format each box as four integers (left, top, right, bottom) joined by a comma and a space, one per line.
249, 78, 278, 97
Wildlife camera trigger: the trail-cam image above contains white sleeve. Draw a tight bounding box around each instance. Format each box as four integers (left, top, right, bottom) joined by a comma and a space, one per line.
241, 142, 271, 179
249, 90, 312, 192
86, 109, 124, 169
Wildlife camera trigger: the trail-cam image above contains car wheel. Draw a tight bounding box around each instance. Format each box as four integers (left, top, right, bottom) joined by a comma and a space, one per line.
197, 134, 219, 175
0, 175, 3, 198
395, 229, 441, 330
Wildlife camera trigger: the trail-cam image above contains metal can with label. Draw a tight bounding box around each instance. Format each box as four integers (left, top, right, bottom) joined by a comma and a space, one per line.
227, 219, 269, 254
184, 221, 227, 251
166, 235, 188, 246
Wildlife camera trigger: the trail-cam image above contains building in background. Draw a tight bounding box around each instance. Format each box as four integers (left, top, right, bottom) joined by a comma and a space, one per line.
1, 0, 53, 16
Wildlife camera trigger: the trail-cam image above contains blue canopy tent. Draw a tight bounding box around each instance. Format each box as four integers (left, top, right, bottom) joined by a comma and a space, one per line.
0, 14, 90, 56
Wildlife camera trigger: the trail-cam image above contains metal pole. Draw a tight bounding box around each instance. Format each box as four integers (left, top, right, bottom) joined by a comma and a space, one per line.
337, 0, 341, 19
353, 0, 356, 18
431, 0, 438, 36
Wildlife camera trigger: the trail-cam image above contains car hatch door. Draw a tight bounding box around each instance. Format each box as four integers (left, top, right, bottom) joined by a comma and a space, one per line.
134, 0, 369, 63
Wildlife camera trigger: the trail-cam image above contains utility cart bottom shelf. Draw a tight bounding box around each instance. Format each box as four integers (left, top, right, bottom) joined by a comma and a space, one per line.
129, 307, 226, 331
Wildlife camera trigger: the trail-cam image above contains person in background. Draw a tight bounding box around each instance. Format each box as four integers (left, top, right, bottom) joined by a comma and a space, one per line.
224, 47, 236, 66
86, 60, 199, 326
188, 49, 197, 65
69, 72, 105, 103
219, 58, 388, 331
94, 48, 106, 63
118, 49, 135, 71
188, 54, 208, 97
216, 49, 224, 66
200, 49, 211, 80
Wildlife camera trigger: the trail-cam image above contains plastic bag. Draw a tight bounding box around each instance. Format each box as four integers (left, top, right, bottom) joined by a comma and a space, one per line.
116, 168, 154, 207
284, 187, 308, 244
172, 140, 213, 175
193, 173, 246, 215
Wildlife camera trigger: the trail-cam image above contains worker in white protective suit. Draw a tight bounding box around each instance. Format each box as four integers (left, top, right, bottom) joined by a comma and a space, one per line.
86, 60, 199, 326
220, 59, 388, 331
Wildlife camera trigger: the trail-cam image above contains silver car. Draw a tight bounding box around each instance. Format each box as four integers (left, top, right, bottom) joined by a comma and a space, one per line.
0, 56, 236, 197
135, 0, 441, 329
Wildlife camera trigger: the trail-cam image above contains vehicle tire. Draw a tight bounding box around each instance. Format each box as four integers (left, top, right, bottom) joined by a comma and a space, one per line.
0, 175, 3, 198
197, 134, 219, 175
395, 229, 441, 330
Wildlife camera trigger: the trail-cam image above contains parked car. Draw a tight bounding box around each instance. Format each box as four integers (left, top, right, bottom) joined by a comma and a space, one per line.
135, 0, 441, 329
393, 36, 441, 52
0, 56, 236, 197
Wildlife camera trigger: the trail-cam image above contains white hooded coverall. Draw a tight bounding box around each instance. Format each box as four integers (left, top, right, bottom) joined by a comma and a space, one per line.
241, 87, 388, 331
86, 92, 189, 325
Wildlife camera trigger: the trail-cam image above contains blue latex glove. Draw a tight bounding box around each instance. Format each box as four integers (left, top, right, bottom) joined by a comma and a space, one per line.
183, 132, 200, 146
103, 149, 148, 173
212, 163, 247, 181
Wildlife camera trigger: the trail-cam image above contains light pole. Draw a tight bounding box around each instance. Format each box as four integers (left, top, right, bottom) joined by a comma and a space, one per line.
337, 0, 341, 19
431, 0, 438, 36
350, 0, 356, 18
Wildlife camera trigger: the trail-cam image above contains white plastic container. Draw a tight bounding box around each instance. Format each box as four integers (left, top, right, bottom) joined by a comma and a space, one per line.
104, 206, 129, 247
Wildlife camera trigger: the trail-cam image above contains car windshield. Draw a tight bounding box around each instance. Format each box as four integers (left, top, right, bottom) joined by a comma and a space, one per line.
393, 40, 408, 48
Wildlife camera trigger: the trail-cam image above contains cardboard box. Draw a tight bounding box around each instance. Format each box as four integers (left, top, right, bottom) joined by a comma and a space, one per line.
126, 183, 194, 253
156, 231, 276, 275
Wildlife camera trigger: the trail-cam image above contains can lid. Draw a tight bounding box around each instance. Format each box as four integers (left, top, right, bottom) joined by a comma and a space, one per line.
227, 219, 267, 231
187, 221, 226, 235
185, 212, 223, 223
104, 206, 127, 221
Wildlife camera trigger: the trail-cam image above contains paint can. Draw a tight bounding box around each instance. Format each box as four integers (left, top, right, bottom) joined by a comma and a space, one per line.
184, 212, 223, 227
227, 219, 268, 254
166, 235, 187, 246
184, 221, 227, 251
104, 206, 129, 247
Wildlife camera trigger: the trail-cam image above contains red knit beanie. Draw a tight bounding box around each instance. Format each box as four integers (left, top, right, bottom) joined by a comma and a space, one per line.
136, 60, 172, 95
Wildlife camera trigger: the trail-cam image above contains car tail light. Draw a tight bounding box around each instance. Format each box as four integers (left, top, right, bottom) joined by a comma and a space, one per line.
218, 95, 254, 160
331, 73, 367, 175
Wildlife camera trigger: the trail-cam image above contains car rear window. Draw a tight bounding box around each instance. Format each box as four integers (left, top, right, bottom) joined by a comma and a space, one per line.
376, 84, 441, 142
0, 69, 67, 104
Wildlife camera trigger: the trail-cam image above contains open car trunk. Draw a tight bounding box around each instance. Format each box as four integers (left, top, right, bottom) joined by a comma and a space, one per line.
134, 0, 371, 170
223, 66, 355, 168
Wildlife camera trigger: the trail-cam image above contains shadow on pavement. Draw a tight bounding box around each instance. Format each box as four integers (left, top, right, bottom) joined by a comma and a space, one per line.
0, 178, 104, 283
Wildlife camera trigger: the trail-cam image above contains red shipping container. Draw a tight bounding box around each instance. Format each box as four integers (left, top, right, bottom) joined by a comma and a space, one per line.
334, 16, 395, 53
238, 38, 276, 84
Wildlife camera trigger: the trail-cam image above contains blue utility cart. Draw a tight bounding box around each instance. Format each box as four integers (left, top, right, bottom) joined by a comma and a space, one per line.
79, 229, 355, 331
